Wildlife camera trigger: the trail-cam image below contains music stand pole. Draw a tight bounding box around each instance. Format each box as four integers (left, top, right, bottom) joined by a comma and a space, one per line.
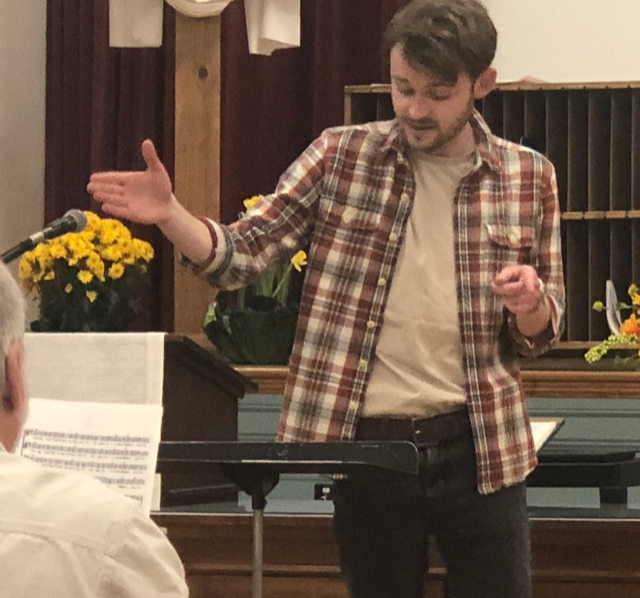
253, 504, 263, 598
158, 441, 418, 598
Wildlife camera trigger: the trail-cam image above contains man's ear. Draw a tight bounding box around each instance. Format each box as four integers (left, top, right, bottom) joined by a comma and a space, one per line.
473, 67, 497, 100
2, 342, 25, 415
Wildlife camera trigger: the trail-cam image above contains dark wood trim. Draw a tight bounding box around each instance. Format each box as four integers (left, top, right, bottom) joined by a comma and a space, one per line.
345, 82, 640, 94
153, 512, 640, 598
232, 365, 640, 399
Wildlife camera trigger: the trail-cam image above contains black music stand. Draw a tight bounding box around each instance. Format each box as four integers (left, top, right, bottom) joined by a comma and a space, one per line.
157, 441, 419, 598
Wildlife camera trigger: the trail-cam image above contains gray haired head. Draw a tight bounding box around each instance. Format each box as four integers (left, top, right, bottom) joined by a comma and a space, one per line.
0, 262, 25, 394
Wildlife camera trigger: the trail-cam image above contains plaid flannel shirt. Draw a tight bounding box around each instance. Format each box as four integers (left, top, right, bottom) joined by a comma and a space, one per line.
194, 111, 565, 494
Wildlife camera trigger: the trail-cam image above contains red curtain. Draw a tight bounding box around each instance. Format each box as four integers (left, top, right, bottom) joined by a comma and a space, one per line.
44, 0, 410, 330
46, 0, 176, 330
219, 0, 411, 223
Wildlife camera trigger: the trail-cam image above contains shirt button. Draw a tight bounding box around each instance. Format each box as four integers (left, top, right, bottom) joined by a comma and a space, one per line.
367, 320, 375, 329
400, 193, 410, 203
389, 233, 398, 242
359, 359, 368, 368
509, 232, 518, 245
349, 399, 359, 410
377, 278, 386, 286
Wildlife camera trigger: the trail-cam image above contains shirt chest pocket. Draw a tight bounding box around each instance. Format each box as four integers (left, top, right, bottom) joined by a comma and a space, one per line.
484, 223, 535, 268
321, 202, 383, 234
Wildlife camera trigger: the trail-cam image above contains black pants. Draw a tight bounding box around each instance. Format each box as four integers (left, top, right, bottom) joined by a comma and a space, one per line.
332, 432, 532, 598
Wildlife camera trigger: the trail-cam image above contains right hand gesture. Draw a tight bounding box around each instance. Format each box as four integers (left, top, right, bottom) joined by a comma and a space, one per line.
87, 140, 173, 225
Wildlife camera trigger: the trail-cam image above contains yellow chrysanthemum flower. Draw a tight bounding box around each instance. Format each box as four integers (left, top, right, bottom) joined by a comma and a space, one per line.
108, 263, 125, 280
33, 244, 53, 271
101, 244, 123, 262
18, 259, 32, 283
132, 238, 154, 262
67, 236, 91, 265
101, 226, 120, 245
84, 210, 101, 233
86, 251, 105, 281
49, 240, 67, 259
77, 270, 93, 284
104, 219, 132, 242
86, 290, 97, 303
121, 242, 136, 265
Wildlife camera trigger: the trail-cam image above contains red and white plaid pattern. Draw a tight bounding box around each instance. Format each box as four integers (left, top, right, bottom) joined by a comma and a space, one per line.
200, 111, 565, 494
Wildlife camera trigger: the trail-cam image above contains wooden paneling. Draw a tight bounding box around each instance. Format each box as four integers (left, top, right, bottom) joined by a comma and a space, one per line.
153, 512, 640, 598
233, 364, 640, 399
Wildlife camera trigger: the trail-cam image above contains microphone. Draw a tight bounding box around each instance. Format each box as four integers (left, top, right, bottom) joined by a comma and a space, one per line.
1, 209, 88, 264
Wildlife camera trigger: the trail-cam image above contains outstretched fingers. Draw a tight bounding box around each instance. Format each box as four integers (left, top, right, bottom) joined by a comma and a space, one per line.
98, 202, 133, 220
89, 171, 143, 185
87, 182, 125, 198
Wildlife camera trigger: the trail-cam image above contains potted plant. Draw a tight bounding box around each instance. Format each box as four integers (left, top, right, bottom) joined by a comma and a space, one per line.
203, 196, 307, 365
18, 211, 154, 332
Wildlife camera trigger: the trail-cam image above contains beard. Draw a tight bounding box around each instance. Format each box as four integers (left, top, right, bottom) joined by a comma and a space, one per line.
401, 97, 475, 154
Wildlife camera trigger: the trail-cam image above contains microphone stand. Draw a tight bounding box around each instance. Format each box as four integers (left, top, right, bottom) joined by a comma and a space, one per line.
1, 210, 87, 264
1, 239, 37, 265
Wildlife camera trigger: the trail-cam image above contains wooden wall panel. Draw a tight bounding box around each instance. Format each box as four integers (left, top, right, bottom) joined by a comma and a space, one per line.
587, 90, 611, 212
567, 90, 589, 213
631, 90, 640, 209
153, 512, 640, 598
545, 91, 568, 212
610, 90, 632, 211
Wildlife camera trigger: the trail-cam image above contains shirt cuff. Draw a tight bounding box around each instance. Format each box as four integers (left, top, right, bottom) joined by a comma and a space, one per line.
178, 217, 227, 276
508, 293, 561, 354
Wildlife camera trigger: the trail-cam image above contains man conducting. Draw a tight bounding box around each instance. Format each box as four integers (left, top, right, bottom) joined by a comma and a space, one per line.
87, 1, 565, 596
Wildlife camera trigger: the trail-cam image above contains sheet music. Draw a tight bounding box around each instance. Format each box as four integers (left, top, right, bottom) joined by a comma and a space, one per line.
17, 398, 162, 515
530, 418, 562, 453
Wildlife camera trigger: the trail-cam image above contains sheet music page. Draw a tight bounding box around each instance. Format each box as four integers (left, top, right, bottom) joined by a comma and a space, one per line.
16, 398, 162, 515
530, 419, 561, 453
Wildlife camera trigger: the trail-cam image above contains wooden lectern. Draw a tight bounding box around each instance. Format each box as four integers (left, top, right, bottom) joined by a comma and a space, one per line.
161, 335, 257, 505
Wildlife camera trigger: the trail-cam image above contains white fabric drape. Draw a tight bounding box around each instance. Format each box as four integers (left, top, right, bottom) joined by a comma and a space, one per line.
244, 0, 300, 56
108, 0, 301, 55
165, 0, 235, 18
109, 0, 165, 48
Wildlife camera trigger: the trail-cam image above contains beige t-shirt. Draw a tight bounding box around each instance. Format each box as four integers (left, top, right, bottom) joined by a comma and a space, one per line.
0, 445, 188, 598
363, 149, 474, 417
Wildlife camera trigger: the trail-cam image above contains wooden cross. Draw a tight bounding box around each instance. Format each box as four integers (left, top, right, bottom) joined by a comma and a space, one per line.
112, 0, 298, 332
174, 11, 222, 333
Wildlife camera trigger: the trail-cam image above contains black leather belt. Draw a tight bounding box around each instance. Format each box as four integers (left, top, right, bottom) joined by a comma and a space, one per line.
355, 408, 471, 446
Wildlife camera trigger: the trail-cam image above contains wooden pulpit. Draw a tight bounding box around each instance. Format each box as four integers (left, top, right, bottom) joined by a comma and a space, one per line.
161, 334, 257, 505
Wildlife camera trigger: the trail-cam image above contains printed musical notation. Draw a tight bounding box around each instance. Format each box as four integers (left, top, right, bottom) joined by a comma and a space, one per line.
18, 398, 163, 515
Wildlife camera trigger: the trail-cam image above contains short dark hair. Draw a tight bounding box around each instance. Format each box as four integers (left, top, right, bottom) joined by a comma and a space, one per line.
383, 0, 497, 83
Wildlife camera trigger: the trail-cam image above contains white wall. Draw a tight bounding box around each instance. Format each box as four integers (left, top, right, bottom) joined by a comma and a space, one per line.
485, 0, 640, 83
0, 1, 46, 320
